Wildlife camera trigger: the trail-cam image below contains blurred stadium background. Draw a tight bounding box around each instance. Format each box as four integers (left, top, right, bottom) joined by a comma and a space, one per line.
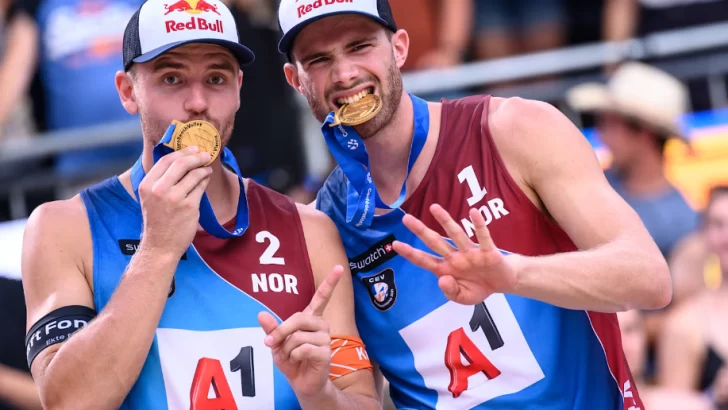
2, 0, 728, 409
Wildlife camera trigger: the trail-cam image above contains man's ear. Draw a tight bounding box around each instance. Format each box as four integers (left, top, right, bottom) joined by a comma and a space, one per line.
284, 62, 304, 95
115, 70, 138, 115
391, 29, 409, 70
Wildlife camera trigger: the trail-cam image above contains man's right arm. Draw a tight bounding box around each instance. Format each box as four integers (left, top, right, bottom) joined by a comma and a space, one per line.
22, 148, 212, 410
22, 199, 181, 410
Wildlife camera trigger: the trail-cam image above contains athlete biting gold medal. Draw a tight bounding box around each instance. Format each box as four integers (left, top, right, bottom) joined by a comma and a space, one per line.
163, 120, 222, 166
329, 93, 383, 127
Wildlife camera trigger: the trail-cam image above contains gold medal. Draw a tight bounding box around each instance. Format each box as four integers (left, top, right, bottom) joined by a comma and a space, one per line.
329, 94, 382, 127
163, 120, 221, 166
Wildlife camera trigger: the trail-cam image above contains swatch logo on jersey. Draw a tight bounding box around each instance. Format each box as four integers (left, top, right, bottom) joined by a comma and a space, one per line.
349, 234, 398, 274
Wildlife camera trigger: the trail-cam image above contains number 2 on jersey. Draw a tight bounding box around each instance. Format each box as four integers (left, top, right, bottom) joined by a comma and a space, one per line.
444, 303, 504, 398
257, 231, 285, 265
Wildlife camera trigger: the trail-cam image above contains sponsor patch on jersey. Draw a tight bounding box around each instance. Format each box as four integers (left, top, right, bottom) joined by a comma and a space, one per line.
360, 268, 397, 311
348, 234, 397, 274
118, 239, 187, 260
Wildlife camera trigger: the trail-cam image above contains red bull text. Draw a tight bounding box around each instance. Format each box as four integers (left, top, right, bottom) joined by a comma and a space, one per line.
165, 17, 223, 33
297, 0, 353, 19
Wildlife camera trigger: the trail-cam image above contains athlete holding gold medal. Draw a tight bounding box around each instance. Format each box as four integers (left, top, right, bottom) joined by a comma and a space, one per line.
278, 0, 673, 409
19, 0, 379, 409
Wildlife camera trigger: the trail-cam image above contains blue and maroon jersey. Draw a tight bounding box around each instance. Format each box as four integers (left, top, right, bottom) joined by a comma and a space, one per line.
317, 94, 642, 409
82, 176, 315, 409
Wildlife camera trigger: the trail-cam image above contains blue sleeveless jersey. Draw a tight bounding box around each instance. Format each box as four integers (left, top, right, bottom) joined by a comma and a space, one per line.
81, 176, 311, 409
316, 167, 628, 410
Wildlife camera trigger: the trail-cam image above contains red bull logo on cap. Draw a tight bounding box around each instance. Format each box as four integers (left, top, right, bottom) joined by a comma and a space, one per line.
164, 0, 220, 15
297, 0, 353, 19
164, 0, 223, 33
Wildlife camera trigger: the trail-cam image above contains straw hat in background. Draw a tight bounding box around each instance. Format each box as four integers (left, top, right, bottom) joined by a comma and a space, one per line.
566, 61, 691, 143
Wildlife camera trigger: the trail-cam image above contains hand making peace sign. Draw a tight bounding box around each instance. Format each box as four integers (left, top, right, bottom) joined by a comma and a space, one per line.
393, 204, 519, 305
257, 265, 344, 397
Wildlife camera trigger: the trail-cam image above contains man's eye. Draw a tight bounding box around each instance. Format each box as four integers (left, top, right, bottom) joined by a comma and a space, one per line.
353, 44, 371, 52
163, 76, 180, 85
209, 76, 225, 85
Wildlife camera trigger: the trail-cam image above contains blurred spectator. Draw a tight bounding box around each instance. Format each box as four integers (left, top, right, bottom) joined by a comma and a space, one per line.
222, 0, 313, 201
17, 0, 143, 194
618, 309, 714, 410
389, 0, 473, 72
0, 0, 36, 143
657, 186, 728, 408
668, 230, 714, 307
603, 0, 728, 42
472, 0, 566, 61
603, 0, 728, 111
0, 276, 42, 410
566, 62, 699, 260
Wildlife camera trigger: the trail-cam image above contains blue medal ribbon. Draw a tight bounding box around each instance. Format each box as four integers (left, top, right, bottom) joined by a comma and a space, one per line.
321, 93, 429, 229
130, 122, 250, 239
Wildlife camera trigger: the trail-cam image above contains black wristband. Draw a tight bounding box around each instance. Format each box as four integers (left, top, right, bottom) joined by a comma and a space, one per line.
25, 305, 97, 368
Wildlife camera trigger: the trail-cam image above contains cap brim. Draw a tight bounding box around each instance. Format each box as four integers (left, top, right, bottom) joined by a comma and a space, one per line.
133, 38, 255, 68
278, 11, 391, 55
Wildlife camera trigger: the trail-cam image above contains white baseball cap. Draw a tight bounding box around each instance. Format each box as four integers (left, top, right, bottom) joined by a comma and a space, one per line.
122, 0, 255, 71
277, 0, 397, 55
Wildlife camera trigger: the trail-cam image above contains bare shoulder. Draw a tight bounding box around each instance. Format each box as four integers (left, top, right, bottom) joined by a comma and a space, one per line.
488, 96, 595, 171
22, 195, 95, 326
294, 203, 347, 283
295, 202, 339, 240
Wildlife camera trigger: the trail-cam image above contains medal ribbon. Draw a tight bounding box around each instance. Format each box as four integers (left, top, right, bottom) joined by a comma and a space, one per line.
130, 122, 250, 239
321, 93, 429, 229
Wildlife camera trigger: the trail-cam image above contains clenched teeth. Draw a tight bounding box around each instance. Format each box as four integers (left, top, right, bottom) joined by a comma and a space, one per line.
337, 88, 372, 105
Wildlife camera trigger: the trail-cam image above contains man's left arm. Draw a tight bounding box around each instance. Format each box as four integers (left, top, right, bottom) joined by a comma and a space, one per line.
496, 98, 671, 312
296, 205, 380, 409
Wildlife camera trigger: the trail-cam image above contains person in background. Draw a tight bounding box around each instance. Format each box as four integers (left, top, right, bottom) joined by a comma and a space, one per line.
15, 0, 144, 196
618, 309, 714, 410
389, 0, 473, 72
0, 276, 42, 410
658, 186, 728, 410
566, 61, 699, 261
602, 0, 728, 111
222, 0, 312, 200
0, 0, 35, 143
472, 0, 566, 63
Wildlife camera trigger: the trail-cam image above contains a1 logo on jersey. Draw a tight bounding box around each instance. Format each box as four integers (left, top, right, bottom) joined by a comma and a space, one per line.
360, 268, 397, 312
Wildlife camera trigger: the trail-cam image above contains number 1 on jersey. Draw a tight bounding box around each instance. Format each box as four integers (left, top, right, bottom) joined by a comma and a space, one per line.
458, 165, 487, 207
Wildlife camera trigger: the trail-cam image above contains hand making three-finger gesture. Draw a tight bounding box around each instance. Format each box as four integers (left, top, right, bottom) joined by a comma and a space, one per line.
393, 204, 519, 305
257, 265, 344, 398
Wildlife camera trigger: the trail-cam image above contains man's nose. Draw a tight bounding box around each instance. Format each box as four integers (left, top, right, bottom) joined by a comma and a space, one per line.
331, 58, 360, 87
183, 82, 209, 115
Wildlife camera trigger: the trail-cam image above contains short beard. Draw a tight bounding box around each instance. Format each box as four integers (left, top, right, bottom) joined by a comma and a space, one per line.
306, 51, 403, 140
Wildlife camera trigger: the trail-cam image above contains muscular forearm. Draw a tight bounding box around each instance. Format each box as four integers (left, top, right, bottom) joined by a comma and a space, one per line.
298, 381, 380, 410
0, 365, 42, 410
39, 247, 179, 409
510, 240, 671, 312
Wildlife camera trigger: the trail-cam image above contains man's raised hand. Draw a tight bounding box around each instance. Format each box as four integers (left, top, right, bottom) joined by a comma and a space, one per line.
257, 265, 344, 398
393, 204, 519, 305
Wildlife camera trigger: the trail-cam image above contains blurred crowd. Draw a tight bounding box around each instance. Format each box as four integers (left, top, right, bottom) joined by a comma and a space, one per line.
2, 0, 728, 409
